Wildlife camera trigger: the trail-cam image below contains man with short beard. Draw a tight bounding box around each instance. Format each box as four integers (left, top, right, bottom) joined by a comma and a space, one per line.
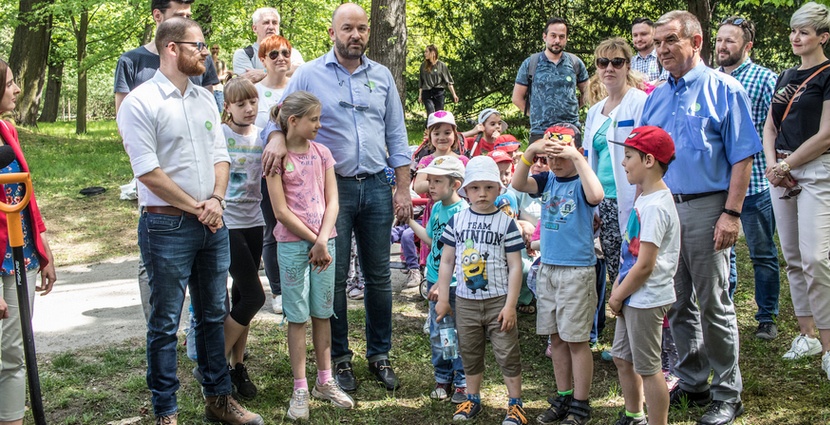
715, 16, 782, 341
117, 17, 263, 425
630, 17, 665, 82
512, 17, 588, 142
260, 2, 412, 395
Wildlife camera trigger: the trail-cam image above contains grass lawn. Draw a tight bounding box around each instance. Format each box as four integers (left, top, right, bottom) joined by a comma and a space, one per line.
14, 121, 830, 424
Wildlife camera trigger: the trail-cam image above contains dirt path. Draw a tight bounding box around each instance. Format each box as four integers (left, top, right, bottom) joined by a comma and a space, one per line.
33, 252, 414, 354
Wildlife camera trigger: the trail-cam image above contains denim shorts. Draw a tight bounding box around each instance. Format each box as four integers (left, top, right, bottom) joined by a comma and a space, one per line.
279, 239, 336, 323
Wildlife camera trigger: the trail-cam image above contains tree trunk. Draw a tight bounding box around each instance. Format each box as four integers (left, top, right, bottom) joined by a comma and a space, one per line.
688, 0, 712, 66
367, 0, 407, 104
141, 23, 153, 46
8, 0, 54, 126
38, 62, 63, 123
76, 8, 89, 134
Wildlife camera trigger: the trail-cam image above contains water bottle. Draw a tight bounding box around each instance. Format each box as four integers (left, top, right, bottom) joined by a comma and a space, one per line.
438, 317, 459, 360
186, 303, 198, 361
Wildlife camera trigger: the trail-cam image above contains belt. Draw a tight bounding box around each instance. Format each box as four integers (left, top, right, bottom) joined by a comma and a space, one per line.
144, 205, 197, 219
776, 150, 830, 159
336, 171, 378, 181
672, 190, 725, 204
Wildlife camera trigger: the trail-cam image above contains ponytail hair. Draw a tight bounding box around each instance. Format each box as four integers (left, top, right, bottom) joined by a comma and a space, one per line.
272, 90, 322, 133
221, 77, 258, 124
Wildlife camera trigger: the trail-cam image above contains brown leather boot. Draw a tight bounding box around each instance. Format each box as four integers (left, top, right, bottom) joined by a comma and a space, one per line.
155, 413, 177, 425
204, 394, 264, 425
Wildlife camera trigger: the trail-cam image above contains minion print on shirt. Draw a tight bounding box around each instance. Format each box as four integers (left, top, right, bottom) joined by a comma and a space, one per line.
461, 239, 489, 293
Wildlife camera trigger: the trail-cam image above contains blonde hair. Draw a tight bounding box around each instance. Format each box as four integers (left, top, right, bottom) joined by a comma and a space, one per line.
273, 91, 322, 134
791, 2, 830, 37
221, 77, 258, 124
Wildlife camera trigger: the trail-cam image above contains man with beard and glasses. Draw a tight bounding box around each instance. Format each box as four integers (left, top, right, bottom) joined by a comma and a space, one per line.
715, 16, 782, 342
117, 17, 263, 425
512, 17, 589, 142
259, 2, 411, 395
232, 7, 305, 82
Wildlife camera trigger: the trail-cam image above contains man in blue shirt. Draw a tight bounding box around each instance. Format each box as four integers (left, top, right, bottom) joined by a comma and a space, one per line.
512, 17, 589, 141
641, 10, 761, 425
261, 2, 412, 394
716, 16, 782, 341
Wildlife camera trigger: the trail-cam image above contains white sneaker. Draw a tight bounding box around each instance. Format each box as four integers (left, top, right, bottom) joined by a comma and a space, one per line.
406, 269, 422, 288
286, 388, 309, 420
822, 351, 830, 381
347, 285, 364, 300
271, 295, 283, 314
782, 334, 822, 360
312, 379, 355, 409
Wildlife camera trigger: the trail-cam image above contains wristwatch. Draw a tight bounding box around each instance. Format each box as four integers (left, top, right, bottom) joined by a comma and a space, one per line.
210, 194, 227, 210
778, 161, 791, 173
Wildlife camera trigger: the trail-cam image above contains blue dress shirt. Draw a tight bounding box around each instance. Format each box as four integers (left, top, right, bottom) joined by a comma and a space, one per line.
640, 61, 761, 195
261, 49, 410, 177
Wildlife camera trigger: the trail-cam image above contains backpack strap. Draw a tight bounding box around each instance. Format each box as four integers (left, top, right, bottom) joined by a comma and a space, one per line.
524, 51, 545, 116
244, 45, 255, 61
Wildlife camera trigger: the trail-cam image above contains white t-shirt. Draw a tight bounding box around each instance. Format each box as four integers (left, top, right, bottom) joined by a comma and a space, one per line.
618, 189, 680, 308
255, 83, 286, 129
222, 125, 265, 229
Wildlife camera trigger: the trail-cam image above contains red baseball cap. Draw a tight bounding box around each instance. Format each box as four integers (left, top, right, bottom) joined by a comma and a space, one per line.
610, 126, 676, 164
488, 149, 513, 164
494, 135, 521, 153
544, 123, 582, 147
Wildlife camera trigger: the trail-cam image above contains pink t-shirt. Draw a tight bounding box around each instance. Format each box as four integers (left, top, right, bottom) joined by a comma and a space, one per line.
273, 141, 337, 242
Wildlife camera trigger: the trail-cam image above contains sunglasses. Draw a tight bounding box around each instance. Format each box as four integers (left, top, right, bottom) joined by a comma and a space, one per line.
268, 49, 291, 60
534, 156, 548, 165
339, 100, 369, 112
596, 57, 628, 69
719, 17, 755, 43
172, 41, 207, 52
780, 183, 802, 200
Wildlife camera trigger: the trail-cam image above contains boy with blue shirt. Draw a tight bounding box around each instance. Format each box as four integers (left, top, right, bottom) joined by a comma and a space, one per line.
512, 124, 605, 425
408, 156, 469, 404
607, 126, 680, 425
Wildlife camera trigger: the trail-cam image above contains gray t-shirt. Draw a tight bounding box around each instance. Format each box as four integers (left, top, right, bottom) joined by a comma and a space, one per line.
113, 45, 219, 93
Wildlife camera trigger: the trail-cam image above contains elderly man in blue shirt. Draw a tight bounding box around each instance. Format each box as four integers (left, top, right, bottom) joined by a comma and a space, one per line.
260, 2, 412, 394
641, 10, 761, 425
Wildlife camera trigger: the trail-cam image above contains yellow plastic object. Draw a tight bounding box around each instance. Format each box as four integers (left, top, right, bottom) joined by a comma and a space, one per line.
0, 172, 32, 248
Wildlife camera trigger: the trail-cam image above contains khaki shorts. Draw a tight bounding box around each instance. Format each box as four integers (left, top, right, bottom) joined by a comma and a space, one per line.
455, 296, 522, 377
611, 303, 670, 376
536, 264, 596, 342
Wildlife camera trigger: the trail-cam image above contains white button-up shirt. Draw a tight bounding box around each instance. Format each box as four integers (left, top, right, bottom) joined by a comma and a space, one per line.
117, 69, 230, 207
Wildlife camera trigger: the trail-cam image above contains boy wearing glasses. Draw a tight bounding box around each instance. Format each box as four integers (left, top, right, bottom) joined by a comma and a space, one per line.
512, 124, 604, 425
607, 126, 679, 425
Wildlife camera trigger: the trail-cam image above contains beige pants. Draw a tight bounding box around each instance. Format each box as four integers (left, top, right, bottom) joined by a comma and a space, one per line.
0, 269, 38, 421
770, 154, 830, 328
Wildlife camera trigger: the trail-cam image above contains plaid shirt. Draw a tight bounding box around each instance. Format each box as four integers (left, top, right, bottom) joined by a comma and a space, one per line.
720, 59, 778, 196
632, 49, 662, 81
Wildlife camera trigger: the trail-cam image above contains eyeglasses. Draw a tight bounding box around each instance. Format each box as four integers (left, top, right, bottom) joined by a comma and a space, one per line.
780, 183, 802, 199
172, 41, 207, 52
720, 17, 755, 43
534, 156, 548, 165
268, 49, 291, 60
596, 57, 628, 69
339, 100, 369, 112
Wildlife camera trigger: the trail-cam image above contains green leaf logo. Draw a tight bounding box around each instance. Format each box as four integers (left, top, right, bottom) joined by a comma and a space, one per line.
228, 138, 236, 146
265, 91, 272, 97
286, 161, 295, 172
205, 121, 213, 131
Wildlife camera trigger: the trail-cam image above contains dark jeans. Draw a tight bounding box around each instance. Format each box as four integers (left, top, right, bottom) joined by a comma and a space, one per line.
727, 189, 780, 323
332, 172, 395, 363
139, 212, 231, 416
590, 258, 607, 344
260, 178, 281, 296
422, 88, 445, 116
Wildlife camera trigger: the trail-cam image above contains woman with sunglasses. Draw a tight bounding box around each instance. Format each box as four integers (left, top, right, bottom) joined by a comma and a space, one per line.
583, 37, 647, 307
256, 34, 293, 315
763, 1, 830, 377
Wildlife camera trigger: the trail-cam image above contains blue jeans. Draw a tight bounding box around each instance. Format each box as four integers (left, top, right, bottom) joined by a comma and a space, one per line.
139, 212, 232, 416
332, 172, 394, 363
214, 90, 224, 113
427, 281, 466, 387
737, 189, 780, 323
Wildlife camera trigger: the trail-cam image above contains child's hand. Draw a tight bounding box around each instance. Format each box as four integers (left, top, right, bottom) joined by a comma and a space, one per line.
0, 297, 7, 319
608, 295, 623, 317
435, 300, 452, 322
498, 306, 517, 332
427, 284, 440, 302
308, 241, 332, 273
552, 142, 581, 161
